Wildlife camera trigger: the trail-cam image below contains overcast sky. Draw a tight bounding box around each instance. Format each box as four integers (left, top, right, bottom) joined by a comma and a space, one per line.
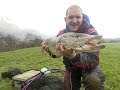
0, 0, 120, 38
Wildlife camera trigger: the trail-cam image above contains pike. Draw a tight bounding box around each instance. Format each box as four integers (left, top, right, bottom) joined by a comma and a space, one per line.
42, 32, 105, 56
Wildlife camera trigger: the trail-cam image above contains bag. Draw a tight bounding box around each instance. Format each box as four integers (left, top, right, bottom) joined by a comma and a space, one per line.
1, 68, 22, 79
12, 70, 40, 90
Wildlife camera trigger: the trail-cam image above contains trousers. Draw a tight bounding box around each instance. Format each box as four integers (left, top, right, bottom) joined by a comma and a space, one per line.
63, 66, 105, 90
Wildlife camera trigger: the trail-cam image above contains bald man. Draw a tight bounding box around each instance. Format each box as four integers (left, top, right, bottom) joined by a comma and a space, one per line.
43, 5, 105, 90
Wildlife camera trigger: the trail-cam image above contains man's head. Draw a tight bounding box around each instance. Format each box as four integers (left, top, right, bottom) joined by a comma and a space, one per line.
65, 5, 83, 32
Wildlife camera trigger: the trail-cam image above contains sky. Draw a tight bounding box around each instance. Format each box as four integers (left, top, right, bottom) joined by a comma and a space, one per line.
0, 0, 120, 38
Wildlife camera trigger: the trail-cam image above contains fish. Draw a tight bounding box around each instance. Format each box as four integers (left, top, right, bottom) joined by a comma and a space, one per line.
42, 32, 105, 56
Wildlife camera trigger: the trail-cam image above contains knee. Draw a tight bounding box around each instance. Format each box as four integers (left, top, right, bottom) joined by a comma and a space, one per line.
82, 73, 101, 90
87, 73, 101, 83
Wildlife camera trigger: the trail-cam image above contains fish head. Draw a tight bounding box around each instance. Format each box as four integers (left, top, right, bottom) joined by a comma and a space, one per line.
73, 35, 105, 52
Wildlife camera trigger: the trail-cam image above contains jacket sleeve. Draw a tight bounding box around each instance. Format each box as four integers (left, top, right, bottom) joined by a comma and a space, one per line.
64, 52, 99, 70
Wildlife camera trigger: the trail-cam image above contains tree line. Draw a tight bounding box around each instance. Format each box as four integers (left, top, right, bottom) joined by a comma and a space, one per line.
0, 32, 43, 52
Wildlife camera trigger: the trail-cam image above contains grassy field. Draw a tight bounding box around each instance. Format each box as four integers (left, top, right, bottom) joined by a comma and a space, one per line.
0, 43, 120, 90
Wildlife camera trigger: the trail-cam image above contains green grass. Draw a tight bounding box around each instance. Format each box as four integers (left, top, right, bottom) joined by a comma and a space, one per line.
100, 43, 120, 90
0, 43, 120, 90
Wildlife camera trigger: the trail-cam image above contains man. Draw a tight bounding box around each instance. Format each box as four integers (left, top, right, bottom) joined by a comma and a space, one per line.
43, 5, 105, 90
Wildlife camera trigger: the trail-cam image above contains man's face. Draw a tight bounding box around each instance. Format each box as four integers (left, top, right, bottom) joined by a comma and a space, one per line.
65, 8, 83, 32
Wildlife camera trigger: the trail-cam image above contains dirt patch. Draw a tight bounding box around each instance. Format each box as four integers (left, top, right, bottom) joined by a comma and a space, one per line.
27, 76, 63, 90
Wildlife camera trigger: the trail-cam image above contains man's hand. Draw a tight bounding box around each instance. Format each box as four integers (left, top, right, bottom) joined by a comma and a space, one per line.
42, 44, 50, 53
56, 43, 76, 59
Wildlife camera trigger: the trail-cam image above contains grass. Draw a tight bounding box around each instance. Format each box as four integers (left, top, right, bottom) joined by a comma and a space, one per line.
100, 43, 120, 90
0, 43, 120, 90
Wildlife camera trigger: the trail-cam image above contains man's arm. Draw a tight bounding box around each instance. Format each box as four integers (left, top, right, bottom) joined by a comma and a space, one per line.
64, 52, 99, 70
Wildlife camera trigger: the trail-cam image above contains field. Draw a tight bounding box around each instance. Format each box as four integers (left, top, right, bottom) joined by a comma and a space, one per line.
0, 43, 120, 90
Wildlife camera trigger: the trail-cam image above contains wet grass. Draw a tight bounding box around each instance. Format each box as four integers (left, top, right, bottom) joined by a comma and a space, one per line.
0, 43, 120, 90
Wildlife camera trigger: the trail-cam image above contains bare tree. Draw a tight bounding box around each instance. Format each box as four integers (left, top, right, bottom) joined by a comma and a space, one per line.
0, 32, 43, 52
24, 33, 43, 47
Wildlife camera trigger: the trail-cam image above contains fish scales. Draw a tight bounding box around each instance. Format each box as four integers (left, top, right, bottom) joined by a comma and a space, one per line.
42, 32, 104, 56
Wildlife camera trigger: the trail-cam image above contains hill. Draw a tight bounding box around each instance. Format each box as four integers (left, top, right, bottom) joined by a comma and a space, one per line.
0, 43, 120, 90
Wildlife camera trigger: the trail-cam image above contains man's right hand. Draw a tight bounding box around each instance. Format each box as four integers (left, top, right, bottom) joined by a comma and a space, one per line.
42, 44, 50, 53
